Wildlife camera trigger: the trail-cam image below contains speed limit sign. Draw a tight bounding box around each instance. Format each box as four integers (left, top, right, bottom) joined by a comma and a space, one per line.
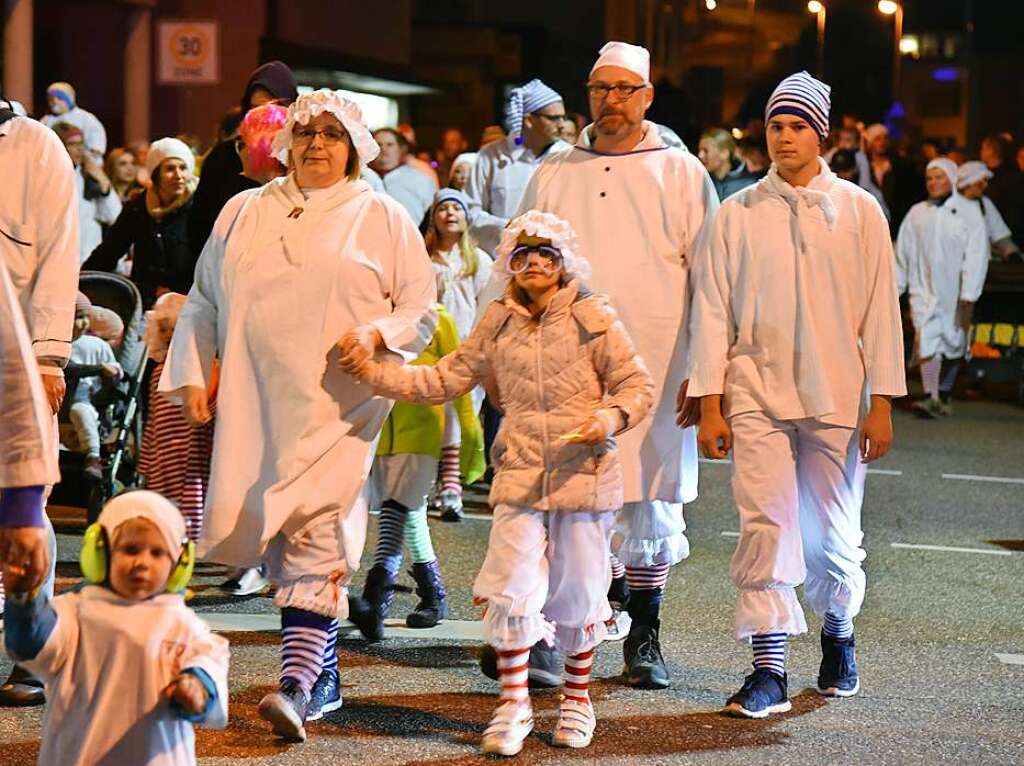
157, 21, 219, 85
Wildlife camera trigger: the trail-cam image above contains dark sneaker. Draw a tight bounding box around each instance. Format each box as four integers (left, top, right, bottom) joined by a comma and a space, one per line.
258, 680, 309, 741
911, 398, 941, 419
346, 565, 398, 643
305, 669, 342, 722
479, 642, 563, 688
817, 632, 860, 697
0, 665, 45, 707
723, 668, 791, 719
406, 560, 448, 629
622, 621, 670, 689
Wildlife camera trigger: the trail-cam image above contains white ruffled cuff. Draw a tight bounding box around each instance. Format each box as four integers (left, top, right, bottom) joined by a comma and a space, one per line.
612, 532, 690, 568
734, 587, 808, 640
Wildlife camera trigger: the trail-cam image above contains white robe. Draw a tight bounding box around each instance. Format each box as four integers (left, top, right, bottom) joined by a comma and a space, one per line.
42, 105, 108, 159
896, 194, 989, 360
688, 159, 907, 427
22, 587, 229, 766
502, 121, 719, 504
74, 166, 121, 264
432, 245, 493, 340
378, 164, 436, 227
160, 177, 436, 569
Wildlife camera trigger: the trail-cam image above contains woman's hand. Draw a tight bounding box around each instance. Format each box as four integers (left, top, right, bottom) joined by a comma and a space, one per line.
860, 395, 893, 463
0, 526, 50, 594
180, 386, 212, 426
697, 395, 732, 459
567, 409, 622, 446
165, 673, 208, 716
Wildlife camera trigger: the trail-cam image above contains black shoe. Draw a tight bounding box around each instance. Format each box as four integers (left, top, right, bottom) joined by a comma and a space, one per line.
346, 565, 398, 643
479, 642, 564, 688
406, 560, 448, 628
723, 668, 791, 719
83, 455, 103, 483
305, 669, 342, 722
817, 632, 860, 697
0, 665, 45, 707
258, 680, 309, 741
622, 620, 670, 689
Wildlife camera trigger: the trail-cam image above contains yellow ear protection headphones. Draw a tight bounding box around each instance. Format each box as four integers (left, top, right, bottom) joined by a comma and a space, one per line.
80, 523, 195, 593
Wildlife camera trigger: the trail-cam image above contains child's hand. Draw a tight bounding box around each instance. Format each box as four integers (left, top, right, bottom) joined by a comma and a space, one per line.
165, 672, 208, 716
180, 386, 212, 426
99, 363, 121, 381
567, 410, 621, 445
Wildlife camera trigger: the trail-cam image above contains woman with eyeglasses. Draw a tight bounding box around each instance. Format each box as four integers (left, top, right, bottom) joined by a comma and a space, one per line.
160, 89, 437, 743
340, 210, 653, 756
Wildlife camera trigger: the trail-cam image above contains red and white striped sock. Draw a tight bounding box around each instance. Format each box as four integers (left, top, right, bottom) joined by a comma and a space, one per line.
563, 648, 594, 704
625, 563, 670, 591
496, 647, 531, 707
440, 444, 461, 494
609, 554, 626, 580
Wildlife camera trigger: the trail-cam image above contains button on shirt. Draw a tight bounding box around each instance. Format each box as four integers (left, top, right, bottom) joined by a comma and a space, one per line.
688, 160, 907, 428
466, 135, 569, 253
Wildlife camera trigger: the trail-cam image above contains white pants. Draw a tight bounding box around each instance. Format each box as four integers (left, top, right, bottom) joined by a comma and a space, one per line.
611, 499, 689, 568
370, 453, 438, 510
729, 410, 867, 640
68, 401, 100, 457
474, 504, 614, 654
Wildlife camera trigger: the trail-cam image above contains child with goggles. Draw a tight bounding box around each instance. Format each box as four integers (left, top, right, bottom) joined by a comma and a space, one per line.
339, 210, 654, 756
3, 491, 229, 766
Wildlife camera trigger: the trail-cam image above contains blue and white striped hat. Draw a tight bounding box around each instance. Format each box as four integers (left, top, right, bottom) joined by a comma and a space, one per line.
502, 79, 563, 138
765, 71, 831, 142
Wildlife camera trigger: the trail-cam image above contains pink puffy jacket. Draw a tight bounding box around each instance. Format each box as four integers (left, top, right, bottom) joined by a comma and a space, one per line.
365, 280, 654, 512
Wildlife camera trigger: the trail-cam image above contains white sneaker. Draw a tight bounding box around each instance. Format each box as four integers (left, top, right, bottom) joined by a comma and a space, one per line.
220, 566, 268, 596
438, 489, 464, 522
604, 606, 632, 641
481, 701, 534, 756
552, 697, 596, 749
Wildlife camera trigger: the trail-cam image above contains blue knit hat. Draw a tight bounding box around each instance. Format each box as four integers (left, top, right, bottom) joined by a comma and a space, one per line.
432, 187, 470, 218
502, 79, 563, 141
46, 82, 76, 111
765, 71, 831, 142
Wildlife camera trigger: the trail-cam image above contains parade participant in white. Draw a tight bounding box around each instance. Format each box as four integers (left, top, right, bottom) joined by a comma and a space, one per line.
956, 160, 1019, 260
896, 158, 989, 419
40, 82, 107, 161
53, 122, 121, 263
466, 79, 569, 254
686, 71, 906, 719
0, 105, 79, 707
370, 127, 436, 225
501, 41, 719, 689
160, 89, 436, 742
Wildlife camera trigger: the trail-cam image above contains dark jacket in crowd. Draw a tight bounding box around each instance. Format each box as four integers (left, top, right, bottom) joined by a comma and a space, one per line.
985, 162, 1024, 238
711, 160, 759, 202
84, 193, 196, 309
187, 60, 297, 260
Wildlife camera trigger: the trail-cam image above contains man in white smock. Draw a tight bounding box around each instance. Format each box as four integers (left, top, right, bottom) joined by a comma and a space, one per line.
509, 42, 719, 689
466, 79, 569, 254
687, 72, 905, 718
161, 90, 436, 742
897, 157, 989, 418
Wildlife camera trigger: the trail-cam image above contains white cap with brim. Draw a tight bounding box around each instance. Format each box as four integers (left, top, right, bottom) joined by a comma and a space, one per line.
590, 41, 651, 82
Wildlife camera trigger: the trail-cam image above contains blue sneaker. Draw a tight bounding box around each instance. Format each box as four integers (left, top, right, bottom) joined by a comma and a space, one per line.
817, 632, 860, 697
306, 669, 342, 722
723, 668, 791, 719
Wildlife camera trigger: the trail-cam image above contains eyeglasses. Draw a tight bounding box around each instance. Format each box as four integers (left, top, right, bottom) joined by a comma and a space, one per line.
293, 126, 348, 145
531, 113, 570, 123
586, 82, 648, 100
507, 245, 563, 274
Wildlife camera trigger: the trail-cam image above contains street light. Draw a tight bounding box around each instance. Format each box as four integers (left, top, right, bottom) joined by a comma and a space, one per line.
877, 1, 904, 102
807, 1, 826, 79
705, 0, 717, 10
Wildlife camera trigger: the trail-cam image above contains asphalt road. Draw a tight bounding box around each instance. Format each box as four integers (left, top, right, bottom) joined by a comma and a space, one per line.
0, 399, 1021, 765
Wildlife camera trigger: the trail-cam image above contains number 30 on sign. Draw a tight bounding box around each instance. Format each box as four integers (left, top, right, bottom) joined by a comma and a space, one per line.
157, 21, 220, 85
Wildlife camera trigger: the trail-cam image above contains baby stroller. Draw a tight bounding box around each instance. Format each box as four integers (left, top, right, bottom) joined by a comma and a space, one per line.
51, 271, 148, 523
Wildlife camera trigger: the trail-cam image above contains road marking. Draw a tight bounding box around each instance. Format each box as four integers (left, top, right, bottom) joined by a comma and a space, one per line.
996, 653, 1024, 666
199, 613, 485, 640
891, 542, 1012, 556
699, 458, 732, 465
370, 508, 493, 522
721, 531, 741, 537
942, 473, 1024, 485
867, 468, 903, 476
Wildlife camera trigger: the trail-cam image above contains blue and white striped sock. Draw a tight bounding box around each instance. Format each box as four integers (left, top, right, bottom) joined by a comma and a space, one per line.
373, 500, 407, 575
751, 632, 787, 677
280, 607, 332, 697
822, 612, 854, 640
322, 619, 340, 674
